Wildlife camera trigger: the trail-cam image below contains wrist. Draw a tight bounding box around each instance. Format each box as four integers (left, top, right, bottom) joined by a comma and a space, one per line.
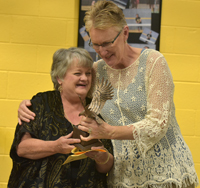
95, 149, 110, 165
103, 122, 114, 139
51, 140, 58, 154
106, 123, 115, 139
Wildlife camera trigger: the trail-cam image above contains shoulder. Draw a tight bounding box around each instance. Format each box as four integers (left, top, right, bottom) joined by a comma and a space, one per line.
31, 90, 58, 101
141, 49, 164, 60
93, 59, 106, 71
30, 90, 60, 110
147, 49, 163, 56
140, 49, 168, 71
93, 59, 105, 67
143, 50, 171, 77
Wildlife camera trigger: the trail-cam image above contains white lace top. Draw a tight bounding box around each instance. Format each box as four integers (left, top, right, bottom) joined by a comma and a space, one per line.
94, 49, 199, 188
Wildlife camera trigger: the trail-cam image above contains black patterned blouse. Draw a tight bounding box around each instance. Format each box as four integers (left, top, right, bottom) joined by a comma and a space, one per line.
8, 90, 113, 188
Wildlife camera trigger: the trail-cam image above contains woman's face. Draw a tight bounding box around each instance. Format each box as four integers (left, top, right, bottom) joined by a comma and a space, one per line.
89, 26, 128, 69
58, 59, 92, 99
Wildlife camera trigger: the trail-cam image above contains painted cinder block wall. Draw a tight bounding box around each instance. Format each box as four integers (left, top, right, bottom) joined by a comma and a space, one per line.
0, 0, 79, 187
0, 0, 199, 187
160, 0, 200, 186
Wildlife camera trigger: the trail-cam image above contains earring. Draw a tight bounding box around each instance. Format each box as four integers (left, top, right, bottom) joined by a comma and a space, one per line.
58, 85, 62, 93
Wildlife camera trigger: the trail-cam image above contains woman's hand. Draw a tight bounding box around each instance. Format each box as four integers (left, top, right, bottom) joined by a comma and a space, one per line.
84, 145, 105, 160
85, 146, 109, 163
18, 100, 35, 125
17, 132, 81, 159
78, 116, 112, 141
85, 145, 114, 173
55, 132, 81, 154
79, 116, 135, 140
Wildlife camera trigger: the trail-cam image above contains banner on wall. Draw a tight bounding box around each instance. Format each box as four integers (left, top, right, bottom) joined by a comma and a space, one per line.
78, 0, 162, 61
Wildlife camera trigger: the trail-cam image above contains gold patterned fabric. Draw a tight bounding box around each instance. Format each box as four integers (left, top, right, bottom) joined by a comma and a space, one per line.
8, 90, 113, 188
94, 49, 199, 188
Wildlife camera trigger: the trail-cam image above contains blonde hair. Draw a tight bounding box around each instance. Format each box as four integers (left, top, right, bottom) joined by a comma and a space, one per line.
51, 47, 94, 90
84, 0, 127, 32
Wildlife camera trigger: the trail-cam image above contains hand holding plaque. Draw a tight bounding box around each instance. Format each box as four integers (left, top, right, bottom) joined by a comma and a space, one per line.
72, 78, 114, 151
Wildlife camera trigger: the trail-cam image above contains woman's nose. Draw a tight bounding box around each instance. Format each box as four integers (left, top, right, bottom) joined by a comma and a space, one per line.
80, 74, 88, 80
97, 46, 108, 56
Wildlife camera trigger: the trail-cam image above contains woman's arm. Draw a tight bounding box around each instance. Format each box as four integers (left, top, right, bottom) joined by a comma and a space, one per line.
17, 132, 80, 160
18, 100, 35, 125
79, 52, 173, 155
129, 54, 174, 155
79, 117, 134, 140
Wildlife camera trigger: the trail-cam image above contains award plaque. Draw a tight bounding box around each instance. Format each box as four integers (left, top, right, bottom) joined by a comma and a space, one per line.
72, 78, 113, 151
73, 125, 102, 151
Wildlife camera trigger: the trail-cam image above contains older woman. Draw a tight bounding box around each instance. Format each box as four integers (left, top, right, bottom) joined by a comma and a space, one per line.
79, 1, 198, 188
17, 1, 199, 188
8, 47, 113, 188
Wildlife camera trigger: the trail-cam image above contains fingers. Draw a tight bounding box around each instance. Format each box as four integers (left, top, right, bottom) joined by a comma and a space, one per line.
67, 145, 76, 152
65, 131, 73, 138
21, 105, 35, 119
60, 144, 76, 154
78, 124, 94, 141
85, 151, 98, 159
18, 118, 22, 125
80, 116, 93, 125
25, 100, 32, 107
77, 125, 90, 133
85, 146, 107, 160
79, 117, 98, 134
55, 134, 81, 154
18, 113, 31, 123
90, 144, 104, 151
67, 138, 81, 144
64, 132, 81, 144
18, 100, 35, 122
80, 134, 93, 142
77, 125, 91, 136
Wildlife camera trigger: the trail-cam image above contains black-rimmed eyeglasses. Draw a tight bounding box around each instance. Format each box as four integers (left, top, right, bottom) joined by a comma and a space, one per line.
89, 29, 123, 50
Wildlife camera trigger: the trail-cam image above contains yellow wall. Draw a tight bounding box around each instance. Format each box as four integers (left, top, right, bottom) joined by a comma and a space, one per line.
0, 0, 199, 187
160, 0, 200, 186
0, 0, 79, 187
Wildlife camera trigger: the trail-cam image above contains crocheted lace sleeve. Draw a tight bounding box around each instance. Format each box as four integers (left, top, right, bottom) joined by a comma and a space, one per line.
132, 52, 174, 157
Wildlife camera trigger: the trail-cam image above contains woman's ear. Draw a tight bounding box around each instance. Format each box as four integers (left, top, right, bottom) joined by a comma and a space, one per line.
57, 77, 62, 85
123, 25, 129, 42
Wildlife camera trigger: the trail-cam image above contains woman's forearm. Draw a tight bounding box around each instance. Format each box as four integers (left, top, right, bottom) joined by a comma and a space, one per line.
17, 137, 56, 160
106, 123, 134, 140
17, 132, 79, 160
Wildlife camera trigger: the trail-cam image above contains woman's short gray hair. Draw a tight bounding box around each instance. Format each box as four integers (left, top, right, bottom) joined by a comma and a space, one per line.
51, 47, 94, 90
84, 0, 127, 32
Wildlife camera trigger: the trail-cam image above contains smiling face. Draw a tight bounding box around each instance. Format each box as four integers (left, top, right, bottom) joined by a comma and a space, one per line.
57, 58, 92, 100
89, 26, 129, 69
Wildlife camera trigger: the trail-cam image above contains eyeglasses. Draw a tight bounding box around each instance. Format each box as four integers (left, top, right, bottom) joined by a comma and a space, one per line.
89, 29, 123, 50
